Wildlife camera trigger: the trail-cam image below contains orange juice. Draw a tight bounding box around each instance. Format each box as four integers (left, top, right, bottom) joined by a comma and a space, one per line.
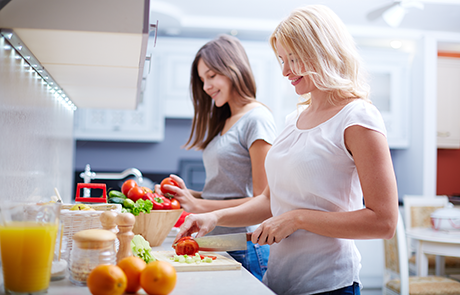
0, 221, 58, 293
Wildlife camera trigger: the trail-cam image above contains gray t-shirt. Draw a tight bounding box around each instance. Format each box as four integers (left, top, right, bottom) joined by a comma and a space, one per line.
201, 105, 277, 235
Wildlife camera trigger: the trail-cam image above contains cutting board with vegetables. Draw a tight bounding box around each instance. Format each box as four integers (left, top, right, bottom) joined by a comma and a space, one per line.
151, 251, 241, 272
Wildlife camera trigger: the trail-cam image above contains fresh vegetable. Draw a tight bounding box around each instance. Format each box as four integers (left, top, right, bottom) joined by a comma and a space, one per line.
108, 197, 126, 205
170, 198, 181, 210
160, 196, 171, 209
123, 198, 135, 209
160, 177, 180, 197
121, 199, 153, 216
122, 179, 138, 196
173, 254, 216, 262
109, 190, 127, 199
141, 187, 153, 194
170, 253, 215, 264
127, 186, 147, 202
151, 194, 164, 210
173, 236, 199, 256
141, 192, 154, 202
131, 235, 155, 264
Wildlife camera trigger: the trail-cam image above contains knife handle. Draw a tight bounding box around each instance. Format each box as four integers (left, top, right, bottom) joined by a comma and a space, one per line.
246, 232, 253, 242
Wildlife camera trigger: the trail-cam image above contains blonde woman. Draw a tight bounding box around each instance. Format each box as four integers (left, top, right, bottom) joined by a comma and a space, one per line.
174, 5, 398, 295
160, 34, 276, 281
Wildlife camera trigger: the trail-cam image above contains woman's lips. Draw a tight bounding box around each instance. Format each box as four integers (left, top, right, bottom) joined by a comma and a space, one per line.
209, 90, 219, 98
291, 76, 303, 86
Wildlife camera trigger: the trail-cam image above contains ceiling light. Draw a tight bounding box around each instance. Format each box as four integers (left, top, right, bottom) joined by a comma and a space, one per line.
382, 0, 425, 28
0, 29, 77, 111
390, 40, 403, 49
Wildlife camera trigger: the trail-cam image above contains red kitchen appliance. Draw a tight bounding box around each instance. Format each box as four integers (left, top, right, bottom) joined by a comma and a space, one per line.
75, 183, 107, 203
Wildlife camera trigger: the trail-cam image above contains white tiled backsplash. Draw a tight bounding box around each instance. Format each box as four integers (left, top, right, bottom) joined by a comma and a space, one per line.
0, 37, 74, 203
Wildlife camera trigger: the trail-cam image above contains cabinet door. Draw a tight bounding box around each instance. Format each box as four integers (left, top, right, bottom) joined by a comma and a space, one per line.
73, 36, 164, 142
153, 38, 204, 118
437, 57, 460, 148
360, 49, 411, 148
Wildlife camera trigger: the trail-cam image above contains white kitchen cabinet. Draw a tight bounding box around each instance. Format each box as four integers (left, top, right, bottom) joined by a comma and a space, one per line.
437, 57, 460, 148
360, 49, 412, 148
73, 36, 165, 142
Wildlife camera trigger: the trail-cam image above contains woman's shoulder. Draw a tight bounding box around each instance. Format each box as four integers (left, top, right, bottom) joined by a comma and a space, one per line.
242, 104, 275, 121
341, 99, 386, 134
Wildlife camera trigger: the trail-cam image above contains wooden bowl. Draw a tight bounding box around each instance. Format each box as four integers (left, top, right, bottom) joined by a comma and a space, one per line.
132, 209, 183, 247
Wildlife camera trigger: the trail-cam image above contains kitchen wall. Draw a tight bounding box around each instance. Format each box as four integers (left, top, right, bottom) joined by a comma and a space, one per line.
0, 36, 75, 203
74, 118, 202, 183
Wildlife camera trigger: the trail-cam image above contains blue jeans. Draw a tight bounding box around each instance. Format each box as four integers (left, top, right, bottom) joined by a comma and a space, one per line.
228, 241, 269, 281
312, 282, 360, 295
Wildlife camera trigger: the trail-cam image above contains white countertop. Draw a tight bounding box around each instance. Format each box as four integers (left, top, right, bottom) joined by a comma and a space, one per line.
0, 236, 275, 295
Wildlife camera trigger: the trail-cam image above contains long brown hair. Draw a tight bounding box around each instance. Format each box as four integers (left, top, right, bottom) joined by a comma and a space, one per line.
184, 34, 257, 150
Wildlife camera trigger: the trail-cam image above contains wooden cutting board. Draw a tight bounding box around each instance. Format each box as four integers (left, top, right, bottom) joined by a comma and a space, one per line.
151, 251, 241, 272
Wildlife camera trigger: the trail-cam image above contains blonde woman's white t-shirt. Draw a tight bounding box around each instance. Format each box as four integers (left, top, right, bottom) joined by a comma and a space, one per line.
263, 99, 386, 295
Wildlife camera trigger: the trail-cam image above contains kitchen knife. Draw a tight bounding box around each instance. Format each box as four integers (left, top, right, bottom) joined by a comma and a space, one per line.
194, 233, 252, 252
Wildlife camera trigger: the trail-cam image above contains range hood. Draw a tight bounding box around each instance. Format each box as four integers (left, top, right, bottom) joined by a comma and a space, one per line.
0, 0, 152, 110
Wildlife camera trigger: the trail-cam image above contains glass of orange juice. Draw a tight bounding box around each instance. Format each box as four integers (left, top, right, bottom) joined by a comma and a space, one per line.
0, 201, 61, 294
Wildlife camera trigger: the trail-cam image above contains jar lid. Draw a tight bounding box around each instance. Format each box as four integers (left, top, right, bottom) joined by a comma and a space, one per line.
431, 203, 460, 219
72, 229, 116, 249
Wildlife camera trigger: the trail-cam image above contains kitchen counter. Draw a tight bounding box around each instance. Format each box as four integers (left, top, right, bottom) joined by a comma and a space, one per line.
0, 236, 275, 295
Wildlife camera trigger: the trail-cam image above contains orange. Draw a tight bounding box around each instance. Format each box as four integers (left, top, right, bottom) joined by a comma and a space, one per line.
140, 261, 177, 295
117, 256, 147, 293
87, 264, 127, 295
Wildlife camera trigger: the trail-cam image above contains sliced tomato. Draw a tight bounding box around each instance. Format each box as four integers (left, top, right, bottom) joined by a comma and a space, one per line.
173, 236, 199, 256
200, 255, 217, 260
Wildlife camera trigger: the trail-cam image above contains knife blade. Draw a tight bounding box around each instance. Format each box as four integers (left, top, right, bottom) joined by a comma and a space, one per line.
194, 233, 252, 252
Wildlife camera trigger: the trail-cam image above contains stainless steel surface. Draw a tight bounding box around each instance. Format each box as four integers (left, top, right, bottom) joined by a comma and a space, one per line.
194, 233, 248, 252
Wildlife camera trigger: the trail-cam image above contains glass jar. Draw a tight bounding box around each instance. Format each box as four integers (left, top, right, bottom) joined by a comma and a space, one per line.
69, 228, 117, 286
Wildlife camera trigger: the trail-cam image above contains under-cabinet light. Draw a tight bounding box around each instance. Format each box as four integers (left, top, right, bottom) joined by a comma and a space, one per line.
0, 28, 77, 111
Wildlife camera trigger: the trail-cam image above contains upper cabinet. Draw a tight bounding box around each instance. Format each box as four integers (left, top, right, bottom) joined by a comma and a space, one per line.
360, 49, 412, 148
0, 0, 152, 110
437, 57, 460, 148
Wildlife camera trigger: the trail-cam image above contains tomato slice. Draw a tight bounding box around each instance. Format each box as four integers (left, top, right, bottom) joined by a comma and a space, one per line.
173, 236, 199, 256
200, 255, 217, 260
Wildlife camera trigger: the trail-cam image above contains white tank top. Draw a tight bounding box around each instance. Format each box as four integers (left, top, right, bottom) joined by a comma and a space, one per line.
263, 99, 386, 294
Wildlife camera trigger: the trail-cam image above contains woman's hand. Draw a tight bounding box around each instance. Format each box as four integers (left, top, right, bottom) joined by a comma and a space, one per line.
155, 174, 201, 212
174, 212, 218, 243
251, 211, 299, 245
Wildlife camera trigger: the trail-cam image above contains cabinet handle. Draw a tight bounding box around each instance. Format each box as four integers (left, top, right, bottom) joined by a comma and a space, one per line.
437, 131, 451, 137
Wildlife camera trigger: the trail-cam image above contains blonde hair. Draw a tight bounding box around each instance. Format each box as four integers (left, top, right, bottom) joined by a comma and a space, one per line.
184, 35, 257, 150
269, 5, 370, 106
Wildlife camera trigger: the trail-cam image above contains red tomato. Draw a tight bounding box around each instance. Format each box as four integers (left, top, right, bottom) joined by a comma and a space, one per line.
160, 177, 180, 197
121, 179, 137, 196
127, 186, 145, 202
173, 237, 199, 256
141, 186, 153, 194
170, 198, 181, 210
160, 196, 171, 210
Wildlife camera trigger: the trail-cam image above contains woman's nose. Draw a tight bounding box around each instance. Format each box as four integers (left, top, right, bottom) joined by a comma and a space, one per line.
281, 63, 290, 77
203, 80, 211, 91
